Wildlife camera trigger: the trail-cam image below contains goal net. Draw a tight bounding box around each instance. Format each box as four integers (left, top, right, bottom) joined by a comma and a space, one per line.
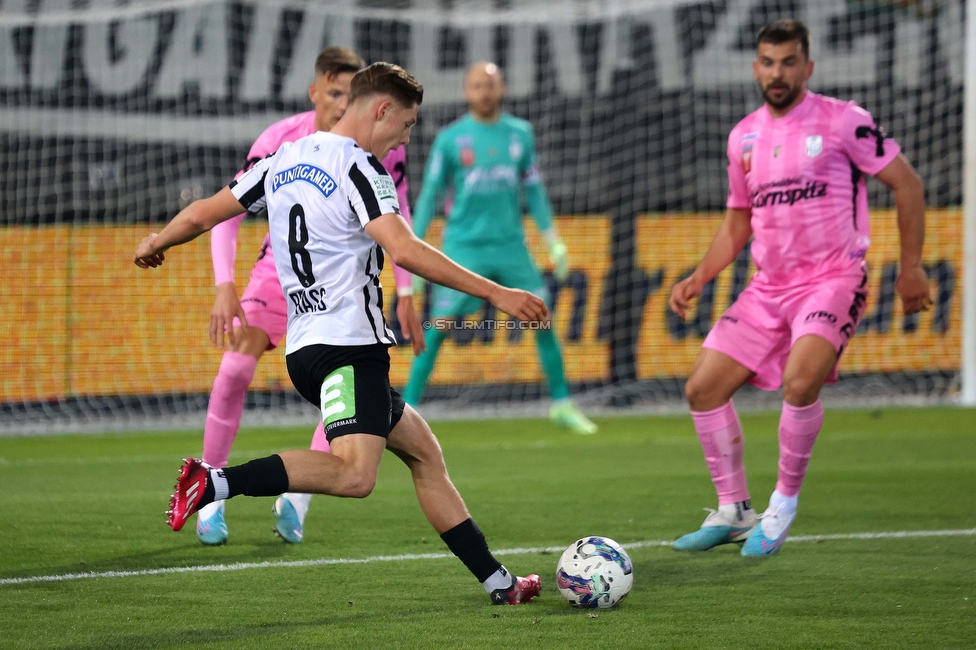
0, 0, 966, 432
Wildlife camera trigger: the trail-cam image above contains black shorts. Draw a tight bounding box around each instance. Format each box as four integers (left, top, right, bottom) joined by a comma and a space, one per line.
286, 343, 406, 442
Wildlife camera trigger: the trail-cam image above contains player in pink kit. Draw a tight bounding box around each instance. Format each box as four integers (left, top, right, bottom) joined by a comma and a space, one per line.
669, 20, 932, 556
198, 47, 424, 546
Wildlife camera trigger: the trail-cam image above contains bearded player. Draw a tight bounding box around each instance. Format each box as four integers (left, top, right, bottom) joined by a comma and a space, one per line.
669, 20, 931, 556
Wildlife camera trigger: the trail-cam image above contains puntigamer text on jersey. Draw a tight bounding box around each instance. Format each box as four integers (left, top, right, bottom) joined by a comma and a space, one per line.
271, 164, 338, 198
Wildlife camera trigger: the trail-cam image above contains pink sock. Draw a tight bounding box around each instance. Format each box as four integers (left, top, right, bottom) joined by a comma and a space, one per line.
776, 400, 825, 497
691, 401, 750, 505
309, 420, 330, 453
202, 351, 257, 468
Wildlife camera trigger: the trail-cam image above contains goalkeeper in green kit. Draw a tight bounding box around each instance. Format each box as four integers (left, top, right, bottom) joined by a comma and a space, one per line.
404, 62, 597, 435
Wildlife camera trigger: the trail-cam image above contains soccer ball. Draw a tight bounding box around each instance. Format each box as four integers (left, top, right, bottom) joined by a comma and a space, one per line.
556, 536, 633, 608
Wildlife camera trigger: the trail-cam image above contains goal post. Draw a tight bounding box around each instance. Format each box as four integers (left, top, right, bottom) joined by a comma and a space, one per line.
962, 0, 976, 406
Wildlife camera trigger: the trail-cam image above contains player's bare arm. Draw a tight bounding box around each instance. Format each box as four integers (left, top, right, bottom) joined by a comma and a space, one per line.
208, 215, 251, 349
210, 282, 249, 349
396, 294, 426, 356
669, 207, 753, 318
873, 153, 931, 316
365, 212, 548, 323
133, 187, 245, 268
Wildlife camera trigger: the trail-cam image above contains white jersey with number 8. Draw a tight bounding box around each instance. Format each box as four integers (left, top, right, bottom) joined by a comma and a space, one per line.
229, 131, 400, 353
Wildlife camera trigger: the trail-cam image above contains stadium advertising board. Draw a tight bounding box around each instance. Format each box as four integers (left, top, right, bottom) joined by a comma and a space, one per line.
0, 217, 611, 402
636, 210, 963, 379
0, 211, 961, 404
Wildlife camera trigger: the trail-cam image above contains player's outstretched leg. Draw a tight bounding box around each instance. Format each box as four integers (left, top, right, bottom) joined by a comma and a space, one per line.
168, 454, 291, 532
273, 421, 330, 544
742, 398, 824, 556
169, 437, 387, 533
386, 404, 541, 605
536, 329, 597, 435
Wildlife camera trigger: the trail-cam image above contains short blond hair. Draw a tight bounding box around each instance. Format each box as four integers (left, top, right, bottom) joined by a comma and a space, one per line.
315, 47, 365, 79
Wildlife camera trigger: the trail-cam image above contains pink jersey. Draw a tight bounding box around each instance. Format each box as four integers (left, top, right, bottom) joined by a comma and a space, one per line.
726, 92, 900, 286
212, 111, 413, 290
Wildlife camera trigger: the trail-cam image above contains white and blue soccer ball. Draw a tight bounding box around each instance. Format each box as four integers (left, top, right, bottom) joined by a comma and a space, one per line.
556, 536, 633, 608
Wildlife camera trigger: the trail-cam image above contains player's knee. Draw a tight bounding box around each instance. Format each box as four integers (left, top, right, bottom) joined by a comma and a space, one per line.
337, 474, 376, 499
684, 376, 712, 411
232, 330, 270, 357
782, 374, 820, 406
218, 351, 255, 386
346, 482, 375, 499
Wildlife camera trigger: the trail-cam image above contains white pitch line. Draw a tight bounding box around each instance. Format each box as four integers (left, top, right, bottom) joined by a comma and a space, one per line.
788, 528, 976, 542
2, 528, 973, 587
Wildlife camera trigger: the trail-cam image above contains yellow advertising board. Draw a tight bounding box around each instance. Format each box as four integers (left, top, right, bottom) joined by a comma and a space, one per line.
636, 210, 963, 379
1, 225, 277, 402
0, 217, 610, 402
0, 228, 69, 403
1, 210, 962, 404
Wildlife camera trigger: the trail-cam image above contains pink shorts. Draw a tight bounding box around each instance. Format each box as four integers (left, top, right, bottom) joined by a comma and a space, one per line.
702, 268, 868, 391
234, 236, 288, 350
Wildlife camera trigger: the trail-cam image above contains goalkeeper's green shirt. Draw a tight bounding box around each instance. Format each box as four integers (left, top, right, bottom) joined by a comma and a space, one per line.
413, 112, 555, 248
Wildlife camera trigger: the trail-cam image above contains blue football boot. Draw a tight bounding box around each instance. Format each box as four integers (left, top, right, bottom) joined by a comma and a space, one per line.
273, 496, 304, 544
673, 507, 757, 551
195, 500, 228, 546
741, 504, 795, 556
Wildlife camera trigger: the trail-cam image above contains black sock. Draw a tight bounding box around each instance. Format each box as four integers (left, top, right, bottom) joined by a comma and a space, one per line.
440, 518, 502, 583
200, 476, 216, 506
221, 455, 290, 499
734, 499, 753, 519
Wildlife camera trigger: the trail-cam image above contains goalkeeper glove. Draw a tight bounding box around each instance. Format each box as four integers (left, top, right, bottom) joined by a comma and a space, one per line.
547, 237, 569, 282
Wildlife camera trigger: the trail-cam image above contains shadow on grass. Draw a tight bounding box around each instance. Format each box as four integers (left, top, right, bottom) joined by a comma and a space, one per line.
630, 547, 763, 591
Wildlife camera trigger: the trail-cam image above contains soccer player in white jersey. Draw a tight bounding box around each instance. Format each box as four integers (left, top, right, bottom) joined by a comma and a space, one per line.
668, 20, 932, 556
134, 63, 545, 604
198, 47, 422, 547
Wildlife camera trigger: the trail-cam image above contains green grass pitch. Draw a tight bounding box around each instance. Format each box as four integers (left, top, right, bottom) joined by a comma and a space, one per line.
1, 407, 974, 649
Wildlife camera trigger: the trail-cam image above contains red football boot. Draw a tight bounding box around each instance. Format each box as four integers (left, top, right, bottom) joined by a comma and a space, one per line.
166, 458, 211, 532
490, 574, 541, 605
